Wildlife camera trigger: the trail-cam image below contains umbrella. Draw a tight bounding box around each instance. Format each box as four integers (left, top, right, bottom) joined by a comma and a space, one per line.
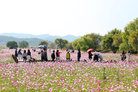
86, 49, 94, 53
38, 45, 47, 49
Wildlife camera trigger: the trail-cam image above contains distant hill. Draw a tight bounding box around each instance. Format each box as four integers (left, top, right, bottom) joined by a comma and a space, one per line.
0, 35, 48, 46
0, 33, 81, 42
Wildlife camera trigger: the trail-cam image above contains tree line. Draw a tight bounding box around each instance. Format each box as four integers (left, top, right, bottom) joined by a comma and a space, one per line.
72, 18, 138, 53
6, 18, 138, 53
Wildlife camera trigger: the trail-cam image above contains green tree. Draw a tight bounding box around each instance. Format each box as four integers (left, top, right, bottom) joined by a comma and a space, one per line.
101, 35, 113, 50
112, 33, 122, 53
72, 36, 94, 51
101, 28, 122, 53
49, 42, 56, 49
120, 18, 138, 52
129, 30, 138, 51
72, 39, 80, 50
6, 41, 18, 49
55, 38, 68, 49
119, 42, 130, 51
85, 33, 101, 49
112, 34, 122, 47
19, 41, 29, 48
66, 43, 73, 50
39, 41, 48, 46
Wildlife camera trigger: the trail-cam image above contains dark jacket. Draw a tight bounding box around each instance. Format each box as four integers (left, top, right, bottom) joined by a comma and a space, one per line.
77, 51, 81, 58
51, 52, 55, 60
43, 51, 48, 61
15, 50, 18, 57
27, 51, 31, 56
88, 51, 93, 59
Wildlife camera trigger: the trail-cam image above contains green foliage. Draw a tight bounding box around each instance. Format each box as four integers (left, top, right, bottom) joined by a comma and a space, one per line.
112, 34, 122, 46
6, 41, 18, 49
119, 42, 129, 51
72, 39, 80, 50
6, 60, 14, 64
120, 18, 138, 52
72, 36, 94, 51
101, 35, 112, 50
55, 38, 68, 49
72, 33, 101, 51
129, 30, 138, 51
85, 33, 101, 49
101, 18, 138, 53
101, 28, 122, 53
39, 41, 48, 46
65, 43, 73, 50
108, 28, 122, 35
19, 41, 29, 48
48, 42, 56, 49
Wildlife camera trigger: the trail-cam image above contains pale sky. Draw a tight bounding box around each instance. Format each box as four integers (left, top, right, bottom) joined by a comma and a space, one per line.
0, 0, 138, 36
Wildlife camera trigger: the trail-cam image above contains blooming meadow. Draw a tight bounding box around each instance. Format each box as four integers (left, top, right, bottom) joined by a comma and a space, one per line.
0, 48, 138, 92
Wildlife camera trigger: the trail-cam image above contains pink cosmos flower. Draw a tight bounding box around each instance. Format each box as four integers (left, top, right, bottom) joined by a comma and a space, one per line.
81, 85, 84, 89
91, 87, 94, 92
103, 89, 105, 91
27, 86, 31, 89
49, 88, 53, 92
97, 80, 101, 85
97, 88, 100, 91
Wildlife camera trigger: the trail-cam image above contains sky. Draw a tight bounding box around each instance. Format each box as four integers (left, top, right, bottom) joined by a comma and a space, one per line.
0, 0, 138, 36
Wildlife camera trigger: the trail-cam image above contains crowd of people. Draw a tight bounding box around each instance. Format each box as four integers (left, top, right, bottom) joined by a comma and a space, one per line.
88, 50, 103, 62
15, 49, 31, 62
14, 48, 131, 63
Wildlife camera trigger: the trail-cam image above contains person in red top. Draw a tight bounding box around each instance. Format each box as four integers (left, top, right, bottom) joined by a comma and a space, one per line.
56, 50, 61, 61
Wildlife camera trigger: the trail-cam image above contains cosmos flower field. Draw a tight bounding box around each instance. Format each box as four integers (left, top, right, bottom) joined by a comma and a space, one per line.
0, 48, 138, 92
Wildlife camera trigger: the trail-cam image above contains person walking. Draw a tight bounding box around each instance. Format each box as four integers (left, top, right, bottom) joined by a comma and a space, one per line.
77, 49, 81, 61
66, 51, 70, 61
23, 50, 27, 63
88, 51, 93, 60
51, 50, 55, 61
